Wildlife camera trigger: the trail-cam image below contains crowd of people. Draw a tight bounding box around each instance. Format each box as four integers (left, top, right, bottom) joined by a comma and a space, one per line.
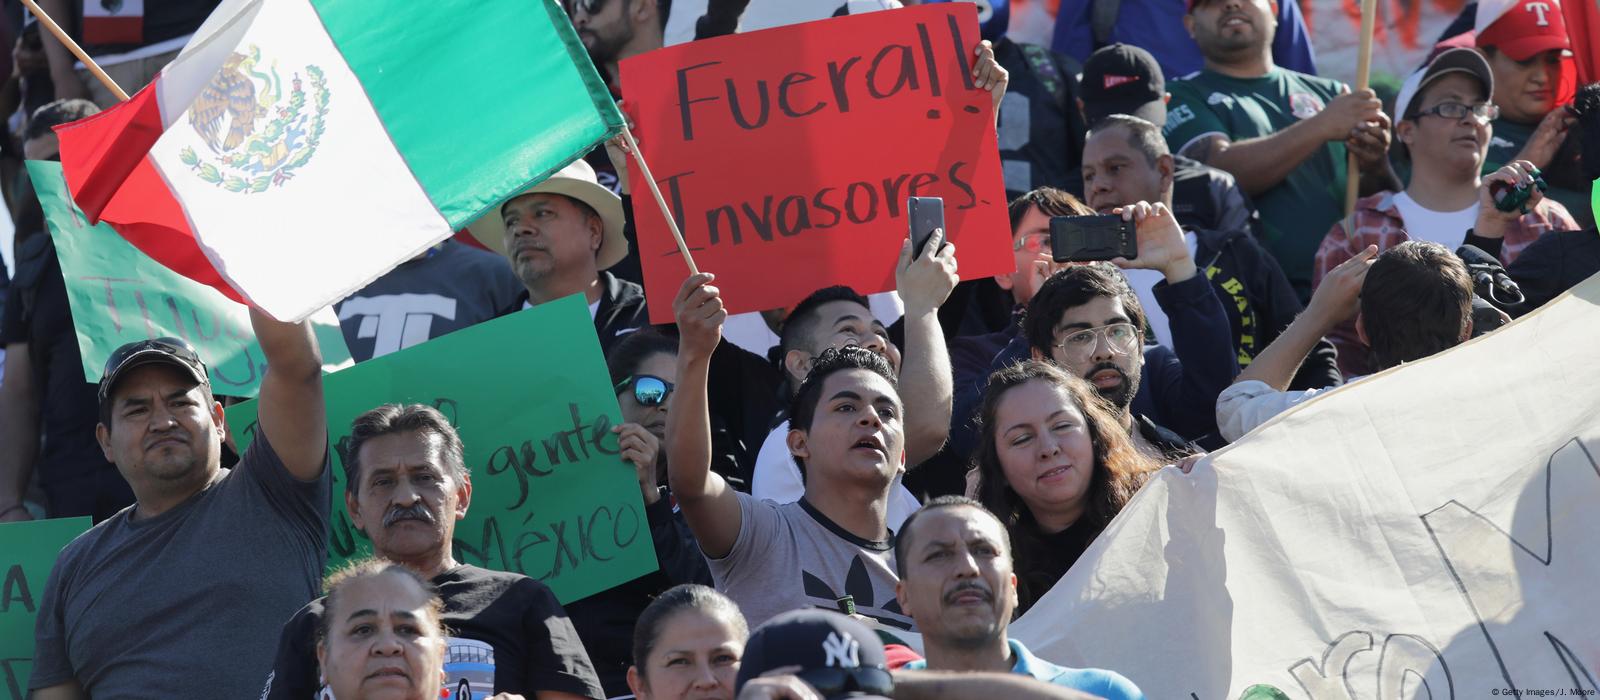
2, 0, 1598, 698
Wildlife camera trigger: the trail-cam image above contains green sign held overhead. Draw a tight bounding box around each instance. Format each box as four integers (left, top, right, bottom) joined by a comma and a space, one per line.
0, 517, 91, 700
27, 161, 353, 398
225, 295, 656, 604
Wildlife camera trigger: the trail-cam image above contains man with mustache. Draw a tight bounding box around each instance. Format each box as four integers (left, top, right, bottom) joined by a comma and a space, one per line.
1016, 202, 1238, 455
472, 159, 645, 358
30, 313, 328, 697
892, 496, 1143, 699
1082, 114, 1341, 391
1164, 0, 1398, 300
1313, 48, 1576, 376
262, 403, 606, 700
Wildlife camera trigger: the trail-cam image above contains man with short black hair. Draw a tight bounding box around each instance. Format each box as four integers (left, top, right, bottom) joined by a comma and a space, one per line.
570, 0, 669, 86
1165, 0, 1399, 298
1216, 240, 1475, 440
31, 309, 328, 697
1083, 113, 1339, 389
671, 273, 914, 628
263, 403, 605, 699
893, 496, 1143, 699
752, 229, 958, 529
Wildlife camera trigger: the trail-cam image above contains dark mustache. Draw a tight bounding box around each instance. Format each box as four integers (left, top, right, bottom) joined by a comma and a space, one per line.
383, 502, 435, 528
944, 581, 993, 605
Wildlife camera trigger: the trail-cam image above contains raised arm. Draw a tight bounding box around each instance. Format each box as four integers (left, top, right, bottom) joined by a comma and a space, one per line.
896, 230, 958, 467
0, 342, 39, 521
251, 308, 326, 481
28, 680, 88, 700
664, 273, 743, 558
1237, 245, 1375, 390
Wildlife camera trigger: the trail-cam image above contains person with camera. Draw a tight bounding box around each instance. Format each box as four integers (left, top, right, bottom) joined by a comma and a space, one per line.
1504, 81, 1600, 315
1083, 113, 1340, 391
1312, 48, 1576, 377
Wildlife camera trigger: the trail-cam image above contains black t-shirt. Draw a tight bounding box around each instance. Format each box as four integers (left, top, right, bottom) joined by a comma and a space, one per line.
1011, 515, 1099, 617
264, 565, 605, 699
0, 234, 115, 486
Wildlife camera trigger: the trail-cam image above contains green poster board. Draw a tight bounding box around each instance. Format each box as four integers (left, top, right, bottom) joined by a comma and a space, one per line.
27, 160, 353, 398
226, 295, 656, 603
0, 517, 91, 699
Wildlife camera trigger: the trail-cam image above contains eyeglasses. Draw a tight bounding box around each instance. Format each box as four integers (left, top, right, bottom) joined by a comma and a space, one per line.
795, 666, 895, 698
1014, 232, 1050, 254
615, 374, 674, 407
1052, 323, 1140, 360
568, 0, 609, 15
1414, 101, 1499, 123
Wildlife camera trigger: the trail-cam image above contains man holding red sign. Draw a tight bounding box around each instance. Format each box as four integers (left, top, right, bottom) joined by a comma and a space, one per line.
619, 4, 1017, 323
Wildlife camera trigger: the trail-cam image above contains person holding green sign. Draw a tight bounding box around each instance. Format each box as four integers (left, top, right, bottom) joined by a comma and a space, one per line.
264, 403, 606, 700
29, 309, 331, 698
668, 273, 913, 630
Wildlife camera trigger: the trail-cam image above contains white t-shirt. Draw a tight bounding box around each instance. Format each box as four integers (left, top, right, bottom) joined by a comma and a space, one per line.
1121, 232, 1199, 351
1392, 192, 1478, 251
752, 420, 922, 531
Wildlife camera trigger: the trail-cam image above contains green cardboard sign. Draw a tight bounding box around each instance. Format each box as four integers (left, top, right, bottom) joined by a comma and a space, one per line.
225, 295, 656, 603
27, 161, 353, 398
0, 517, 91, 699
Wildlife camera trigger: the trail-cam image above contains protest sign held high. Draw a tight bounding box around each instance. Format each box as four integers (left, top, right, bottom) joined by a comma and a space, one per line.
225, 295, 657, 604
28, 161, 352, 397
55, 0, 621, 322
0, 517, 91, 700
621, 4, 1015, 322
1010, 272, 1600, 699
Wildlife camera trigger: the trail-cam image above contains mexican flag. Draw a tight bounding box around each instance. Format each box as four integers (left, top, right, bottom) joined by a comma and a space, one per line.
58, 0, 622, 322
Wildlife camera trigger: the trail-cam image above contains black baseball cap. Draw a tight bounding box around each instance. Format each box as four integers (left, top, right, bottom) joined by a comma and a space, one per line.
735, 610, 894, 700
1080, 43, 1167, 127
98, 337, 211, 407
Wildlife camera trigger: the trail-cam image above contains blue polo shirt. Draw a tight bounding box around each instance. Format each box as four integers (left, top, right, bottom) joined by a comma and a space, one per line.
903, 639, 1144, 699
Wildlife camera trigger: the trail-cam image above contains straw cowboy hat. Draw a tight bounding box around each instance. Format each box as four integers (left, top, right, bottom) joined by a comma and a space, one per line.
467, 158, 628, 270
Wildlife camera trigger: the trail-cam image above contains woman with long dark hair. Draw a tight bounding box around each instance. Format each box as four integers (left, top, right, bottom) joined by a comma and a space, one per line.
973, 360, 1159, 615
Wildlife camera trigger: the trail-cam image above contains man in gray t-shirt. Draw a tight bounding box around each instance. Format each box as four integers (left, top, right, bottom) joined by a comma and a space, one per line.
669, 275, 912, 629
30, 309, 331, 698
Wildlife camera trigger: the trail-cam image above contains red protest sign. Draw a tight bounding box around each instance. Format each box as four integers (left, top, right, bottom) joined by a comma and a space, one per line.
620, 4, 1014, 323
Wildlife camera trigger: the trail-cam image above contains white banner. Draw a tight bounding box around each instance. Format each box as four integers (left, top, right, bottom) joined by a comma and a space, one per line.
1012, 273, 1600, 700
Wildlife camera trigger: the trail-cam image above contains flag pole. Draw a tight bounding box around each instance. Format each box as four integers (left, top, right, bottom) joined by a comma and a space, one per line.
21, 0, 128, 102
619, 123, 700, 276
1345, 0, 1378, 216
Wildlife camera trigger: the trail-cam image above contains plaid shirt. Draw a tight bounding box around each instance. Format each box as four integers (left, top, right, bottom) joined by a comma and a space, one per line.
1312, 190, 1577, 377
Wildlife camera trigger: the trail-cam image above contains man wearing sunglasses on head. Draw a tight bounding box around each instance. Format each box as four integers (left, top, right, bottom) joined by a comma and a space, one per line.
1313, 47, 1577, 377
30, 311, 331, 697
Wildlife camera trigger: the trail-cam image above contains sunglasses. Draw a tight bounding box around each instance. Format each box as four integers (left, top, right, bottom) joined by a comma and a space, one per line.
795, 666, 895, 697
568, 0, 610, 15
616, 374, 674, 407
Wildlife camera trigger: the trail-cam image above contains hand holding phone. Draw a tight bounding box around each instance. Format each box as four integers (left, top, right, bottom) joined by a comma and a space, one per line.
907, 196, 945, 260
1109, 201, 1197, 284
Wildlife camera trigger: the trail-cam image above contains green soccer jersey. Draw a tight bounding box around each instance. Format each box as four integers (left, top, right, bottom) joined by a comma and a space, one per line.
1164, 68, 1348, 298
1484, 117, 1594, 228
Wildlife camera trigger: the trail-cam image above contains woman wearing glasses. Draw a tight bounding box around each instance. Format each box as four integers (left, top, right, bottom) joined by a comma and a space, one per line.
971, 361, 1159, 615
1313, 47, 1577, 377
565, 330, 715, 699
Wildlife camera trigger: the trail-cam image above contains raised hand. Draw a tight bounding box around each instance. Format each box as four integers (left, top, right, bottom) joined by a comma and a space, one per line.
674, 272, 726, 360
1109, 201, 1197, 284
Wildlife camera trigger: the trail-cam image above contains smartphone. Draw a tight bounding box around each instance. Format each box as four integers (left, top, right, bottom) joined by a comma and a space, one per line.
907, 196, 945, 259
1050, 215, 1136, 263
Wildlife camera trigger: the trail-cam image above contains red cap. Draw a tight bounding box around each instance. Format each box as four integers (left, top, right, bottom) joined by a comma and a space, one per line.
1476, 0, 1571, 61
